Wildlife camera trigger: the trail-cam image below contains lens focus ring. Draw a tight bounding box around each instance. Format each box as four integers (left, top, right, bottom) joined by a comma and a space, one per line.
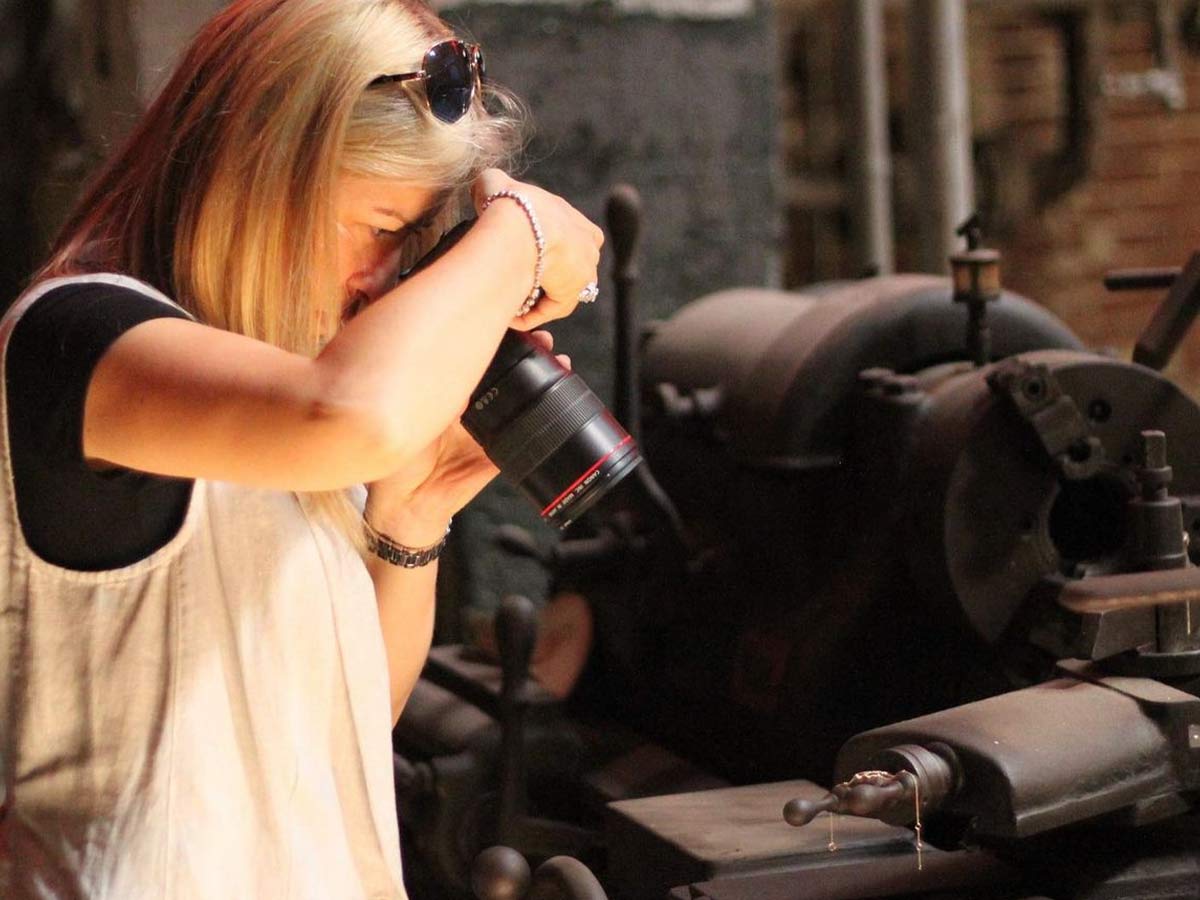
487, 374, 605, 483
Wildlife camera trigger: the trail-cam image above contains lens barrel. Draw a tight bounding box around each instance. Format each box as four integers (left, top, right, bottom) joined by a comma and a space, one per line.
463, 331, 642, 528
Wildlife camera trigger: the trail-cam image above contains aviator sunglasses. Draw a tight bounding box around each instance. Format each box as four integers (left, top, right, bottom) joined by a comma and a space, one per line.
370, 39, 485, 124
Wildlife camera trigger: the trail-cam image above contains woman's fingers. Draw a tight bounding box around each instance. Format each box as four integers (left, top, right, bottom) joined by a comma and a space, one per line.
508, 290, 584, 330
507, 280, 599, 330
472, 171, 604, 326
540, 199, 603, 304
508, 305, 555, 331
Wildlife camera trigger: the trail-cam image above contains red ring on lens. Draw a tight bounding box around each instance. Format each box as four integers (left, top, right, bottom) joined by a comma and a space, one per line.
540, 435, 634, 517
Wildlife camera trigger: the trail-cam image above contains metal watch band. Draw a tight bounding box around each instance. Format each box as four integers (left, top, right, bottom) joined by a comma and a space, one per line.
363, 518, 451, 568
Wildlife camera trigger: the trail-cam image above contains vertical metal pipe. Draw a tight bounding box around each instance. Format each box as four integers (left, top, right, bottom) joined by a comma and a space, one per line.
908, 0, 975, 273
847, 0, 894, 276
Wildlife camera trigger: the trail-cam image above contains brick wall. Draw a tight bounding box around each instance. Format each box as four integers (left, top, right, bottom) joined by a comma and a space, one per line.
780, 1, 1200, 392
974, 5, 1200, 391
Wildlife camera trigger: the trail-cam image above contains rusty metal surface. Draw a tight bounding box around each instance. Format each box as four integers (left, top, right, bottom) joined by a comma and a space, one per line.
401, 264, 1200, 897
905, 350, 1200, 646
668, 813, 1200, 900
1055, 658, 1194, 699
1058, 567, 1200, 614
606, 780, 918, 900
641, 277, 1082, 465
835, 676, 1197, 839
665, 845, 1013, 900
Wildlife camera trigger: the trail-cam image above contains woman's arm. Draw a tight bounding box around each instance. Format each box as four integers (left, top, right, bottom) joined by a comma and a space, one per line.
362, 327, 569, 720
361, 423, 498, 721
82, 175, 602, 490
369, 546, 441, 724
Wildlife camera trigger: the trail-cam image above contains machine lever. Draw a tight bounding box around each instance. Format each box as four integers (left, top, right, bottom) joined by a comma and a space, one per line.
1104, 267, 1181, 291
472, 846, 609, 900
1133, 251, 1200, 371
606, 183, 643, 442
782, 793, 838, 828
785, 743, 960, 832
496, 596, 538, 844
783, 770, 915, 828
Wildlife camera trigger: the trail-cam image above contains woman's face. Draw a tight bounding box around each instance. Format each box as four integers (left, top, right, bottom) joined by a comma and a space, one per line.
334, 176, 441, 318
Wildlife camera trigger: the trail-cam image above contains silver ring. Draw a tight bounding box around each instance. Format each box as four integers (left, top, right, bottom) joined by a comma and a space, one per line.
577, 281, 599, 304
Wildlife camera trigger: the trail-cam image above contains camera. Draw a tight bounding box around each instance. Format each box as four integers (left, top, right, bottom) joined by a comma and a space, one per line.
461, 329, 642, 527
403, 220, 643, 528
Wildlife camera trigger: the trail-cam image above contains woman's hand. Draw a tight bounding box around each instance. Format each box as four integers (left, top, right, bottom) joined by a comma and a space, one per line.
364, 331, 569, 541
364, 419, 497, 542
473, 169, 605, 331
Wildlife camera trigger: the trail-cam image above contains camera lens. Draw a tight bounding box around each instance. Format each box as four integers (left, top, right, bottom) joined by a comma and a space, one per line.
463, 331, 642, 528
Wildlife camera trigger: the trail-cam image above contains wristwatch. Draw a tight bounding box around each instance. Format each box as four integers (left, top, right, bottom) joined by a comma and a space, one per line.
363, 517, 451, 568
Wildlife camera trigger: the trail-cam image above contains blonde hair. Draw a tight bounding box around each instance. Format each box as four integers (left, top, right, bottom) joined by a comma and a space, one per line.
39, 0, 526, 541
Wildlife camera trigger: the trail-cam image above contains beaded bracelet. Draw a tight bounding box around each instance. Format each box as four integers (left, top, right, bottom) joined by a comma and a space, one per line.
481, 189, 546, 316
363, 517, 451, 568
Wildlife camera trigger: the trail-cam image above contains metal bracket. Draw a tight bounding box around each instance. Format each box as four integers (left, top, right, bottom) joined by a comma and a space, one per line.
987, 358, 1105, 480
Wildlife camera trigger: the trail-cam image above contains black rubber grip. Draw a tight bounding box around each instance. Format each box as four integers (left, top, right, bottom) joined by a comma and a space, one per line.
488, 374, 606, 483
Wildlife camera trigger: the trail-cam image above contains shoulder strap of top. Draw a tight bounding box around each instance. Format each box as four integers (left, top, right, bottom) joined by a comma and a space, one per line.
3, 274, 193, 334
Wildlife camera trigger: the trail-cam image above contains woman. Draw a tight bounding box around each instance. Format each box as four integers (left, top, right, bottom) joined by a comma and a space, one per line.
0, 0, 602, 896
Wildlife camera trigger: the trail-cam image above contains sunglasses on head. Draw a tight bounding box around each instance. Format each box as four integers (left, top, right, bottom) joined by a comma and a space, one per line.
370, 39, 485, 125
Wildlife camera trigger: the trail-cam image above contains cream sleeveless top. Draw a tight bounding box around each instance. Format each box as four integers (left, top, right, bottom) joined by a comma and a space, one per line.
0, 275, 406, 899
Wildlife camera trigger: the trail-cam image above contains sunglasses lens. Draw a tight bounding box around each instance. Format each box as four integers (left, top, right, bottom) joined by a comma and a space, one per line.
425, 41, 475, 124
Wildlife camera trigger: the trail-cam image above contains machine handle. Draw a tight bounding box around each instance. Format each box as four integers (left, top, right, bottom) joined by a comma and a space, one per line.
527, 858, 609, 900
1132, 251, 1200, 371
472, 846, 609, 900
606, 183, 643, 442
495, 596, 537, 843
1104, 267, 1181, 291
783, 772, 913, 827
496, 595, 538, 701
606, 183, 642, 282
